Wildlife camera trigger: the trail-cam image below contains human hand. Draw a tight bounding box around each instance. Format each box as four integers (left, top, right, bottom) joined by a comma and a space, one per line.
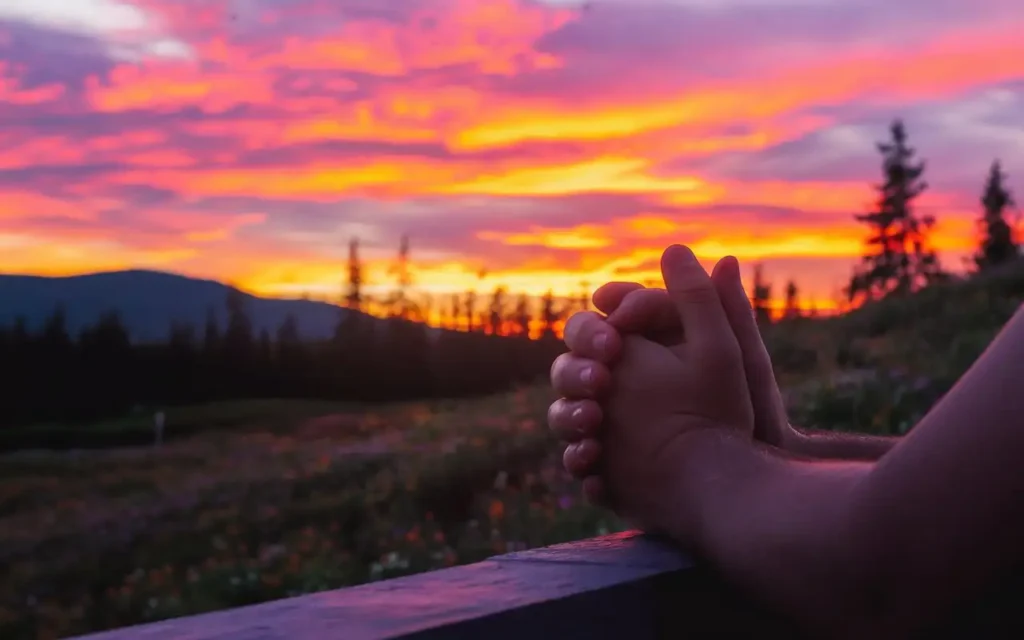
549, 252, 791, 504
554, 245, 754, 533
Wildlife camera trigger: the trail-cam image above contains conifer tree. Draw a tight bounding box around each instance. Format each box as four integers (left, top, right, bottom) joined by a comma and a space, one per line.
848, 120, 943, 302
346, 237, 363, 310
751, 264, 773, 326
783, 280, 801, 320
975, 160, 1018, 271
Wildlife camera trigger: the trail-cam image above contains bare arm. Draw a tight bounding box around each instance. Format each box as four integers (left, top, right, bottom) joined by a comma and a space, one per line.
664, 306, 1024, 638
783, 425, 898, 461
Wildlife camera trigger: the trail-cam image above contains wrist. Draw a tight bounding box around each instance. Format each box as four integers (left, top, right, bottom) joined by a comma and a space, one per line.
669, 432, 880, 635
661, 428, 770, 548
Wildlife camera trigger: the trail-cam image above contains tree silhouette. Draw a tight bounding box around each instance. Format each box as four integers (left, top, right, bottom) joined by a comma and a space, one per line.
464, 290, 478, 333
975, 160, 1018, 271
513, 294, 532, 338
540, 290, 559, 338
848, 120, 943, 302
223, 289, 254, 359
346, 237, 363, 310
388, 235, 416, 319
751, 264, 772, 326
578, 281, 590, 312
783, 280, 801, 320
450, 294, 462, 331
489, 286, 507, 336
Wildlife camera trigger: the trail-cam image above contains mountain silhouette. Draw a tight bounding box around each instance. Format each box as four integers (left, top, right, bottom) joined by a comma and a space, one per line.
0, 270, 352, 342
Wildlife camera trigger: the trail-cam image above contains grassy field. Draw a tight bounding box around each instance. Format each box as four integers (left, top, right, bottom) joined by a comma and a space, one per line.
0, 399, 364, 451
1, 389, 623, 639
4, 261, 1024, 640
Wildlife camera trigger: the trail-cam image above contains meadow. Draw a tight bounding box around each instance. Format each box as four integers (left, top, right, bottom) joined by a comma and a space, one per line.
4, 261, 1024, 640
1, 388, 624, 639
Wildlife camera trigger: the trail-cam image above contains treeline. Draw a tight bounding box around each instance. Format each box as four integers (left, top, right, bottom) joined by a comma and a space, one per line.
750, 120, 1020, 321
0, 230, 588, 430
0, 297, 566, 430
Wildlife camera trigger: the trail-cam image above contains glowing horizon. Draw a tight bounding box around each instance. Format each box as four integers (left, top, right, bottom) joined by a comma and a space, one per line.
2, 0, 1023, 314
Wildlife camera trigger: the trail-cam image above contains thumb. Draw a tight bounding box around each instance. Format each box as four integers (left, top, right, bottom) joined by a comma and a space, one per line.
711, 256, 788, 445
661, 245, 733, 352
592, 282, 644, 316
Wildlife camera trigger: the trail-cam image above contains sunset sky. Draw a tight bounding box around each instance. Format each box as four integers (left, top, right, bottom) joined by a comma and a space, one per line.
2, 0, 1023, 311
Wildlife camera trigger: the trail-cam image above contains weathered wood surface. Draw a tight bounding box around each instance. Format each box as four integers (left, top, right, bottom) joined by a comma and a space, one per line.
73, 531, 798, 639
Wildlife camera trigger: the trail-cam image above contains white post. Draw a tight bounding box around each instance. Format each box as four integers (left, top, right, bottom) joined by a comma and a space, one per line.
154, 411, 165, 447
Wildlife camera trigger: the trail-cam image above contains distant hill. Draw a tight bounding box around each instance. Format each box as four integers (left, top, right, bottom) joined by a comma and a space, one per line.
0, 270, 353, 342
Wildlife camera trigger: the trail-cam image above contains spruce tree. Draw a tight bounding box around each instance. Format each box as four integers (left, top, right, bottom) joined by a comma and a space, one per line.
848, 120, 942, 302
783, 280, 801, 320
975, 160, 1018, 271
751, 264, 773, 326
489, 286, 507, 336
513, 294, 532, 338
540, 290, 559, 339
346, 237, 363, 310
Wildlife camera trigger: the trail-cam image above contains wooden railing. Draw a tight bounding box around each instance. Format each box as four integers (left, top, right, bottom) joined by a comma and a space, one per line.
72, 531, 798, 639
70, 530, 1024, 639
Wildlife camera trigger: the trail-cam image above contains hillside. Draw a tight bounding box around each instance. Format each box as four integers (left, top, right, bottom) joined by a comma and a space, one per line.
0, 270, 353, 342
766, 258, 1024, 435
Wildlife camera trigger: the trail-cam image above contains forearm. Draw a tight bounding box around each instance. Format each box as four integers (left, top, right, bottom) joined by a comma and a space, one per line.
665, 430, 880, 638
784, 425, 898, 461
841, 307, 1024, 635
676, 307, 1024, 637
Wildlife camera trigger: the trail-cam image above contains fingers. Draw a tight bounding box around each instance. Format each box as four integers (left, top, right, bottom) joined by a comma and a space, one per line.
563, 439, 602, 477
605, 288, 682, 343
660, 245, 736, 353
592, 282, 644, 315
711, 256, 788, 444
550, 353, 611, 399
562, 311, 621, 362
548, 398, 603, 442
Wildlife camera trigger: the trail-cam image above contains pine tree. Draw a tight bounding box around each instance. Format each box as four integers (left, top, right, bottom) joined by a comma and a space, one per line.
540, 290, 559, 338
465, 290, 477, 333
578, 281, 590, 312
783, 280, 801, 320
388, 235, 414, 319
751, 264, 773, 326
513, 294, 532, 338
489, 286, 507, 336
346, 237, 363, 310
975, 160, 1018, 271
848, 120, 943, 302
223, 288, 254, 363
451, 294, 462, 331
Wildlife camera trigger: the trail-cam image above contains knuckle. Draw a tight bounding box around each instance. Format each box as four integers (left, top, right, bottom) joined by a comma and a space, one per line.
695, 333, 742, 365
550, 353, 572, 381
672, 279, 718, 304
563, 311, 601, 343
546, 399, 564, 428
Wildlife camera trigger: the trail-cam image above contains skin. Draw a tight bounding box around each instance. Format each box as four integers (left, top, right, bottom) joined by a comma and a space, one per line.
550, 256, 896, 503
549, 245, 1024, 637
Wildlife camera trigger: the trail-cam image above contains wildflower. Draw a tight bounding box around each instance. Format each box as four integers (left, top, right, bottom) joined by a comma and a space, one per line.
488, 499, 505, 520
